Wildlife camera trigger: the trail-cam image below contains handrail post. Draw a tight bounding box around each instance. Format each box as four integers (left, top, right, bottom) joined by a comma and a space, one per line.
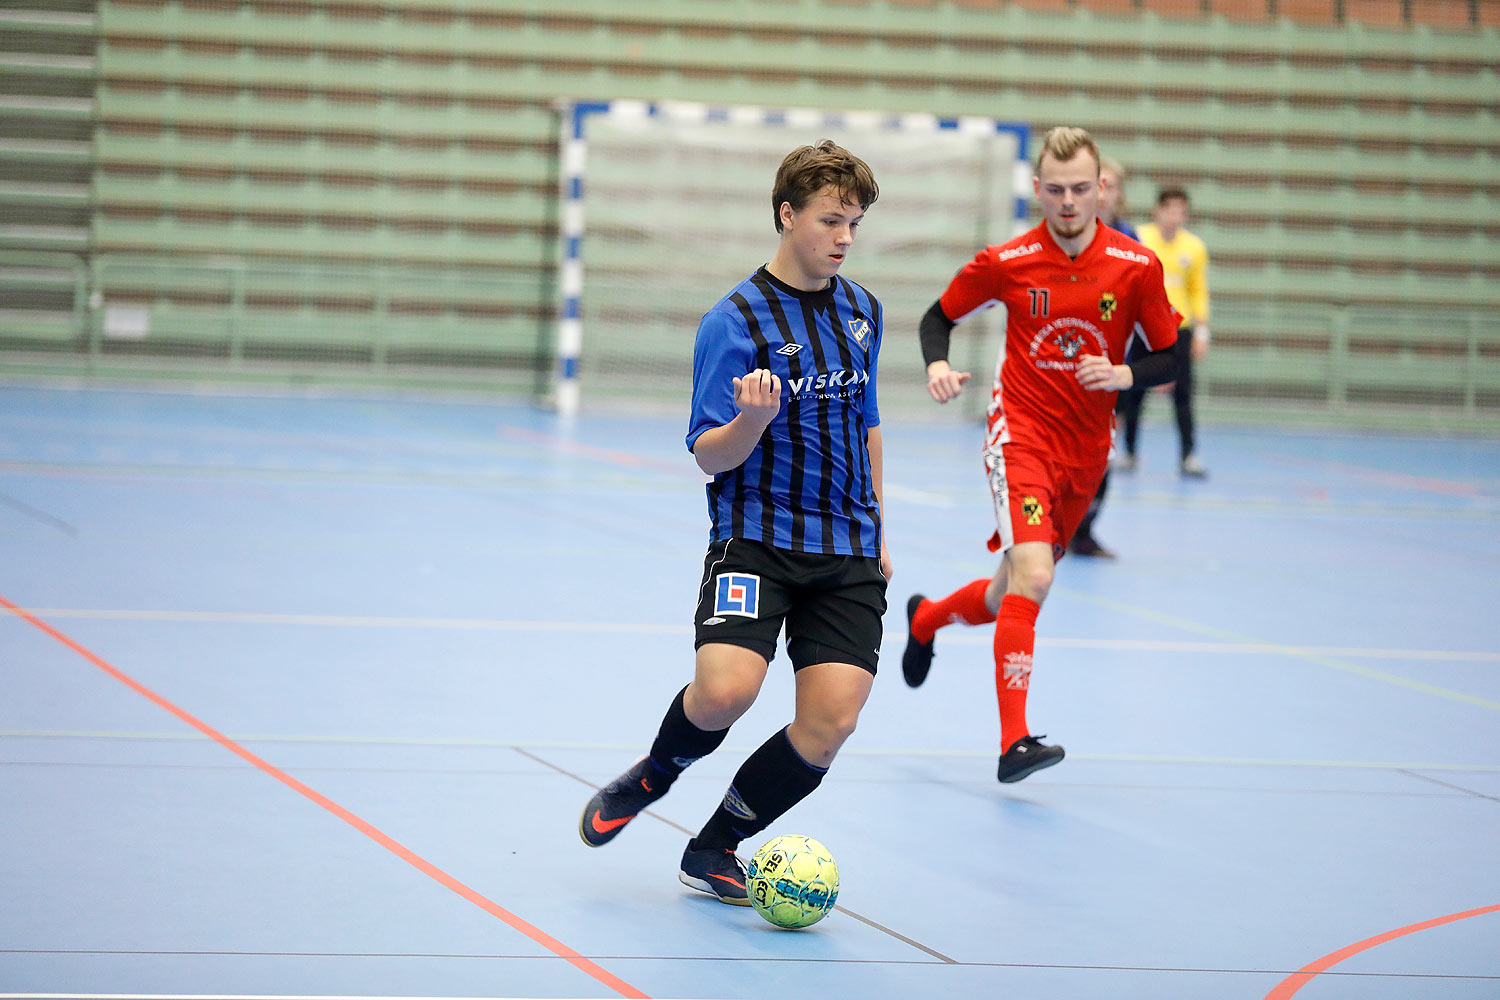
72, 252, 88, 345
372, 264, 388, 369
87, 254, 103, 367
1464, 313, 1478, 416
1328, 308, 1349, 410
229, 259, 244, 364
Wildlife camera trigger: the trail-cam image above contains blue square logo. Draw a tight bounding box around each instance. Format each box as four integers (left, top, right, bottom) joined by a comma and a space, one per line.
714, 573, 760, 618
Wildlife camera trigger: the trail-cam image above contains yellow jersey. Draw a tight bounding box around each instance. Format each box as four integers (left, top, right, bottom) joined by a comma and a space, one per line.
1138, 223, 1210, 328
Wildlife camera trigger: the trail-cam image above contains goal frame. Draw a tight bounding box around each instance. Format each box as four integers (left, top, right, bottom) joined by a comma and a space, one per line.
554, 99, 1029, 415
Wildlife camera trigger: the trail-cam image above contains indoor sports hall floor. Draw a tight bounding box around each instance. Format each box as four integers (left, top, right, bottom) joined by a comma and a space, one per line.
2, 381, 1497, 1000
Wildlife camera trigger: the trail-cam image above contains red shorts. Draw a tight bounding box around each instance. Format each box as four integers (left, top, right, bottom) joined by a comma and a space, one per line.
982, 440, 1105, 560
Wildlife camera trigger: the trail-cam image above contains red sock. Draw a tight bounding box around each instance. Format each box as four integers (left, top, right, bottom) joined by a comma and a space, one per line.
994, 594, 1040, 753
911, 579, 996, 643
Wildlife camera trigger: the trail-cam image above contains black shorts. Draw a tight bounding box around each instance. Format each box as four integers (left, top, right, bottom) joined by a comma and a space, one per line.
692, 537, 888, 675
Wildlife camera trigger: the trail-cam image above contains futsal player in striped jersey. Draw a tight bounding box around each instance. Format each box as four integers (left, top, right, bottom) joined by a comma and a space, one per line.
903, 127, 1182, 784
580, 140, 890, 906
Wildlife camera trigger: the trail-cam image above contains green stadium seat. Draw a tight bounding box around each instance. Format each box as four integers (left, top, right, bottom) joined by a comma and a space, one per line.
8, 0, 1490, 420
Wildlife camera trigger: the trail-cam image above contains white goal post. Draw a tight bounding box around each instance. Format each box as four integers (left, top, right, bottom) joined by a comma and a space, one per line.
555, 100, 1030, 417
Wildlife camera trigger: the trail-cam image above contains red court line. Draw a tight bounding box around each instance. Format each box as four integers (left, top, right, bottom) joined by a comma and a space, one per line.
1269, 452, 1483, 499
1264, 902, 1500, 999
0, 594, 650, 1000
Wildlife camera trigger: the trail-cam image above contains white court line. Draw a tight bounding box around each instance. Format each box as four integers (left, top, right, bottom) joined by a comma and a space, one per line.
10, 608, 1497, 662
880, 481, 956, 508
2, 730, 1497, 772
1044, 588, 1500, 711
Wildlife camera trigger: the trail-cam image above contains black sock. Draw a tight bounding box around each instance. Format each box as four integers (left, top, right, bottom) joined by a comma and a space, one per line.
646, 686, 729, 790
693, 726, 827, 852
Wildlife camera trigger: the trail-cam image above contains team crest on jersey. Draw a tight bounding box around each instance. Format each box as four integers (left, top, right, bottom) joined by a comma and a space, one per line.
1099, 292, 1117, 321
1029, 316, 1108, 372
1055, 333, 1085, 359
847, 317, 871, 348
714, 573, 760, 618
1022, 495, 1044, 526
776, 342, 802, 356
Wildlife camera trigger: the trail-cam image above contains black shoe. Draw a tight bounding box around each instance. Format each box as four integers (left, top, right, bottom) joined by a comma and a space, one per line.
996, 735, 1065, 783
902, 593, 935, 688
678, 841, 751, 905
579, 757, 666, 847
1068, 534, 1116, 559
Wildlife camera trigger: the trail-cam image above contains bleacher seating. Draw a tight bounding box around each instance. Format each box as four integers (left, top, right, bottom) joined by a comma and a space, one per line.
1, 0, 1495, 427
0, 1, 94, 344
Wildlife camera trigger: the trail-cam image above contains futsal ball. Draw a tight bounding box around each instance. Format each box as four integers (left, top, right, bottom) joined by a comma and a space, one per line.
747, 834, 839, 929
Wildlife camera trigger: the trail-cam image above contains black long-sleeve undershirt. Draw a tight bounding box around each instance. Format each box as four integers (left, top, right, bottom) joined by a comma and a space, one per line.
917, 298, 1179, 389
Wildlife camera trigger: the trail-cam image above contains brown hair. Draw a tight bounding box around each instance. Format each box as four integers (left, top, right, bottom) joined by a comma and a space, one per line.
1156, 186, 1190, 206
771, 139, 879, 233
1033, 126, 1101, 176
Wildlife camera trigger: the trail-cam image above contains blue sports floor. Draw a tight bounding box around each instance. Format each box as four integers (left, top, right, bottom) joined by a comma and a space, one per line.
1, 382, 1497, 1000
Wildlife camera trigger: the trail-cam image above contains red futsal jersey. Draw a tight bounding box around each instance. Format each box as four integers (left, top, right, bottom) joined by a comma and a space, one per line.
940, 221, 1182, 469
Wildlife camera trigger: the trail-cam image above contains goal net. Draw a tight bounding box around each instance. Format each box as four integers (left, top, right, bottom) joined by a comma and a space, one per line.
556, 101, 1029, 420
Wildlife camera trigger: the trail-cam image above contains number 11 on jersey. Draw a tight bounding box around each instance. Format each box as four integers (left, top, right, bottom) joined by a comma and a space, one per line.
1027, 287, 1050, 316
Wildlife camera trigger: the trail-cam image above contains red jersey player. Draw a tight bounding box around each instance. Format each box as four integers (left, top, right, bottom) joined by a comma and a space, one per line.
902, 126, 1182, 783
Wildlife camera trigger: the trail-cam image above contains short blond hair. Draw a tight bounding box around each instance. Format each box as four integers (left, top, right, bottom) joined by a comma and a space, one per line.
1034, 126, 1100, 176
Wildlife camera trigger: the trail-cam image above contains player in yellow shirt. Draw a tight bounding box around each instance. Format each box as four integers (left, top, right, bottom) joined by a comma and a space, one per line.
1116, 187, 1211, 478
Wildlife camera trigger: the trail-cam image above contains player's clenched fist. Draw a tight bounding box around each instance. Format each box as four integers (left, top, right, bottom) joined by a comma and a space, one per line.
926, 360, 972, 404
732, 368, 782, 425
1074, 354, 1131, 392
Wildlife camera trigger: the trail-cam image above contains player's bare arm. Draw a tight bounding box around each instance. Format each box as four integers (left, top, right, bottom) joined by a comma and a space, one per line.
692, 367, 782, 474
1074, 354, 1133, 392
867, 424, 893, 581
1192, 322, 1211, 362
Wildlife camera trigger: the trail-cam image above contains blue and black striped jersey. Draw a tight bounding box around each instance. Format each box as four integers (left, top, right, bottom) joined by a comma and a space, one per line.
687, 266, 883, 557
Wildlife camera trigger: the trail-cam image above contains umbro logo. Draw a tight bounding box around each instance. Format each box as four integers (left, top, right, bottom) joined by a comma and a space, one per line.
776, 343, 802, 356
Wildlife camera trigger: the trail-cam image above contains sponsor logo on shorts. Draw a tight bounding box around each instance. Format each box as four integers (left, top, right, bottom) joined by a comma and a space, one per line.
714, 573, 760, 618
987, 461, 1008, 505
702, 616, 727, 626
1022, 495, 1044, 526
